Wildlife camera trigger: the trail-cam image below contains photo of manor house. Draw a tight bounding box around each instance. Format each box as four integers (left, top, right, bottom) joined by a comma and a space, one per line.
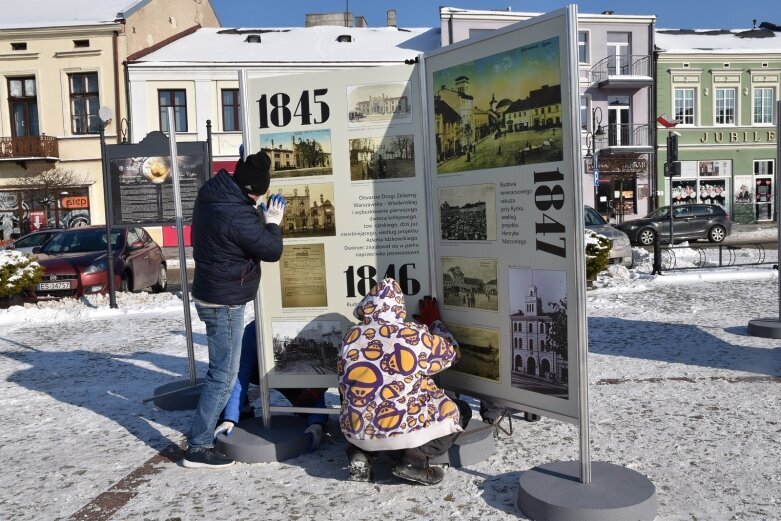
260, 130, 333, 178
439, 183, 496, 241
442, 257, 498, 311
272, 319, 341, 375
348, 134, 415, 181
272, 183, 336, 238
432, 37, 563, 174
347, 81, 413, 126
508, 268, 568, 399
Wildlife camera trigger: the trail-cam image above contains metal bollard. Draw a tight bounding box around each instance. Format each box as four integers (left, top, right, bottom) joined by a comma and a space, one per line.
652, 233, 662, 275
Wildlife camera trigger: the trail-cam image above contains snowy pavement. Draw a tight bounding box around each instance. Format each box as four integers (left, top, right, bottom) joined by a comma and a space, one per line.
1, 232, 780, 520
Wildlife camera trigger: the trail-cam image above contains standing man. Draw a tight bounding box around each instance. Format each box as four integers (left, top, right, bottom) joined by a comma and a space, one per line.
183, 152, 286, 468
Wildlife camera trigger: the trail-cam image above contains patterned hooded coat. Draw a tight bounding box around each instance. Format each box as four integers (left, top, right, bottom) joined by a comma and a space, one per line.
338, 278, 463, 452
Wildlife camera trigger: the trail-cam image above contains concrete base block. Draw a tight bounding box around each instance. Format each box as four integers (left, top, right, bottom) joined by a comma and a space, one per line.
152, 379, 203, 411
747, 317, 781, 338
430, 418, 496, 467
216, 416, 311, 463
517, 460, 657, 521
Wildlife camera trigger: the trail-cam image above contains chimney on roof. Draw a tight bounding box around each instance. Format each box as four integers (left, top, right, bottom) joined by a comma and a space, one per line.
245, 34, 261, 43
753, 19, 757, 28
355, 16, 367, 27
387, 9, 397, 27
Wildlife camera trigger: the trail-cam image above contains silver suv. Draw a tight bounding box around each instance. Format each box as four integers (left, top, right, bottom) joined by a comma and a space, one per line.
585, 206, 633, 268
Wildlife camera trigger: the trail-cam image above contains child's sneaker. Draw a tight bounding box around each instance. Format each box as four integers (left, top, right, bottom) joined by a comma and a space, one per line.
392, 455, 444, 485
182, 447, 235, 469
347, 451, 374, 482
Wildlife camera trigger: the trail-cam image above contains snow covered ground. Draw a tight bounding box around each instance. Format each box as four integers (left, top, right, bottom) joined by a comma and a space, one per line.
1, 226, 780, 520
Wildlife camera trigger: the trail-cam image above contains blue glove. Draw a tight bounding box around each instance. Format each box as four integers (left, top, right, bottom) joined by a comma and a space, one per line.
260, 194, 286, 225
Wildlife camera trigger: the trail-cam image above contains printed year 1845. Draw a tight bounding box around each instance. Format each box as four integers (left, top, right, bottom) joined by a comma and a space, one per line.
257, 89, 330, 128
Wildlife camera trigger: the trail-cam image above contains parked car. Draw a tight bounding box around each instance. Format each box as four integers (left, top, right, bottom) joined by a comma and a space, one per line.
31, 226, 167, 300
5, 229, 63, 254
585, 206, 633, 268
614, 204, 731, 246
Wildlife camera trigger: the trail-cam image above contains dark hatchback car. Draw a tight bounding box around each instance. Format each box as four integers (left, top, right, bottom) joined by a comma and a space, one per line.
615, 204, 731, 246
32, 226, 167, 300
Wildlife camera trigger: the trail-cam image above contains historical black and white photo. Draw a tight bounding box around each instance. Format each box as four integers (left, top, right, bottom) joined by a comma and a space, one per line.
346, 81, 413, 126
441, 256, 498, 311
508, 268, 568, 399
272, 319, 341, 375
439, 183, 496, 241
445, 322, 500, 382
349, 134, 415, 181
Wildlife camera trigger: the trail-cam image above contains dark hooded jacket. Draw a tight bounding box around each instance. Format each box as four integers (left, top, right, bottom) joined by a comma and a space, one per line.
191, 170, 282, 305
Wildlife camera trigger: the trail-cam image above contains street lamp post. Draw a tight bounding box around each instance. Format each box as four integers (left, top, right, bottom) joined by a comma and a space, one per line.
585, 107, 605, 215
98, 106, 118, 309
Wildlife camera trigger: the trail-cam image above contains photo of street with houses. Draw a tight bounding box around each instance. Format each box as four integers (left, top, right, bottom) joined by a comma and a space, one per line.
433, 37, 563, 174
442, 256, 499, 311
348, 134, 415, 181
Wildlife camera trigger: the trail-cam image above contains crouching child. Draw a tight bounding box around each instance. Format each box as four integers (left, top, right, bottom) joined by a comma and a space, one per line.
338, 278, 470, 485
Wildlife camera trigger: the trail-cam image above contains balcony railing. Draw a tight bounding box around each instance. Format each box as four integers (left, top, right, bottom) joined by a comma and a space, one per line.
600, 123, 653, 150
0, 135, 59, 160
589, 55, 653, 87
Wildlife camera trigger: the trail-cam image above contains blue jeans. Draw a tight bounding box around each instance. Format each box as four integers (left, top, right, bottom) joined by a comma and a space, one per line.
188, 302, 246, 449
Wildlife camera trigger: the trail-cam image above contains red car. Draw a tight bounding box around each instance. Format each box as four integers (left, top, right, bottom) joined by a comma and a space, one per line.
32, 226, 167, 300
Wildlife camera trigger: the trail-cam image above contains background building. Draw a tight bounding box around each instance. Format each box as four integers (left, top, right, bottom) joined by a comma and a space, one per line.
0, 0, 219, 242
655, 23, 781, 223
439, 7, 655, 222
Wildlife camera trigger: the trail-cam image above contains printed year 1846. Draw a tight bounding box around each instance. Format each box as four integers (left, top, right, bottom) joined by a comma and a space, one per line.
257, 89, 330, 128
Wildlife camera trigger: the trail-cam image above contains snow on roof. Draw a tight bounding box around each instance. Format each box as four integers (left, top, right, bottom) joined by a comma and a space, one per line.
656, 27, 781, 53
131, 26, 440, 64
0, 0, 145, 29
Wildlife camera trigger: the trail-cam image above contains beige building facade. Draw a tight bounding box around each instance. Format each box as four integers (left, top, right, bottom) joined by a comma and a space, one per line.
0, 0, 218, 244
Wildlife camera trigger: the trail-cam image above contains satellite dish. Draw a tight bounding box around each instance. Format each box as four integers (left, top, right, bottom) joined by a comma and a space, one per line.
98, 106, 113, 123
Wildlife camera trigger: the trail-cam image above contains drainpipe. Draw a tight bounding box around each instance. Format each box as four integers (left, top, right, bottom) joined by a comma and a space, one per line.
649, 21, 657, 211
112, 30, 122, 144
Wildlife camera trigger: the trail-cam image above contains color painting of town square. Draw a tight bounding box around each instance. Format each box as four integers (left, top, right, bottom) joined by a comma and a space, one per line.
260, 129, 333, 178
432, 37, 563, 174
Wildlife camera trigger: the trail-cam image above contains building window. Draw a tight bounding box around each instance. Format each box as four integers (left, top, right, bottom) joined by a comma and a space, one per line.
754, 160, 774, 176
222, 89, 241, 131
753, 87, 774, 124
578, 31, 589, 63
11, 42, 27, 51
715, 88, 736, 125
158, 89, 187, 132
580, 96, 588, 130
69, 72, 100, 134
8, 77, 39, 137
674, 88, 695, 125
607, 32, 631, 75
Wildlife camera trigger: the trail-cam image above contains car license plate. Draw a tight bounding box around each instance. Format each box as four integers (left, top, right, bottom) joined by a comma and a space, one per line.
37, 281, 71, 291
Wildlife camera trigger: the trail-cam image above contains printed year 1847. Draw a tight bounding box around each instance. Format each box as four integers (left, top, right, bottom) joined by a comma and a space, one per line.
257, 89, 330, 128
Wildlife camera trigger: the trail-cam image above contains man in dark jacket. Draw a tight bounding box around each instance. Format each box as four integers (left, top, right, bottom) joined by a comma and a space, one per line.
183, 151, 286, 469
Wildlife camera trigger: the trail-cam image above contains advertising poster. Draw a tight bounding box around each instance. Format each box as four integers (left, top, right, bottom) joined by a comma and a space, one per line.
425, 8, 583, 421
243, 64, 430, 389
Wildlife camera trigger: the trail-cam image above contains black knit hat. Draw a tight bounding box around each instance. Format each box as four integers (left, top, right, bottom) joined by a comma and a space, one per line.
233, 152, 271, 195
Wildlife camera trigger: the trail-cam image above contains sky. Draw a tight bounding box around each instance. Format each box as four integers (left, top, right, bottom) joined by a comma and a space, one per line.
210, 0, 781, 30
1, 228, 780, 519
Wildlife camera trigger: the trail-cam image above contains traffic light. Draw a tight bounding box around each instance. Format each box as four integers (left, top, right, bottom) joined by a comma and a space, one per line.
666, 133, 678, 163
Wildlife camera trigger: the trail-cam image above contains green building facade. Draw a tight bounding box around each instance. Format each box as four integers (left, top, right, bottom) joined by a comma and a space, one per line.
655, 27, 780, 223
